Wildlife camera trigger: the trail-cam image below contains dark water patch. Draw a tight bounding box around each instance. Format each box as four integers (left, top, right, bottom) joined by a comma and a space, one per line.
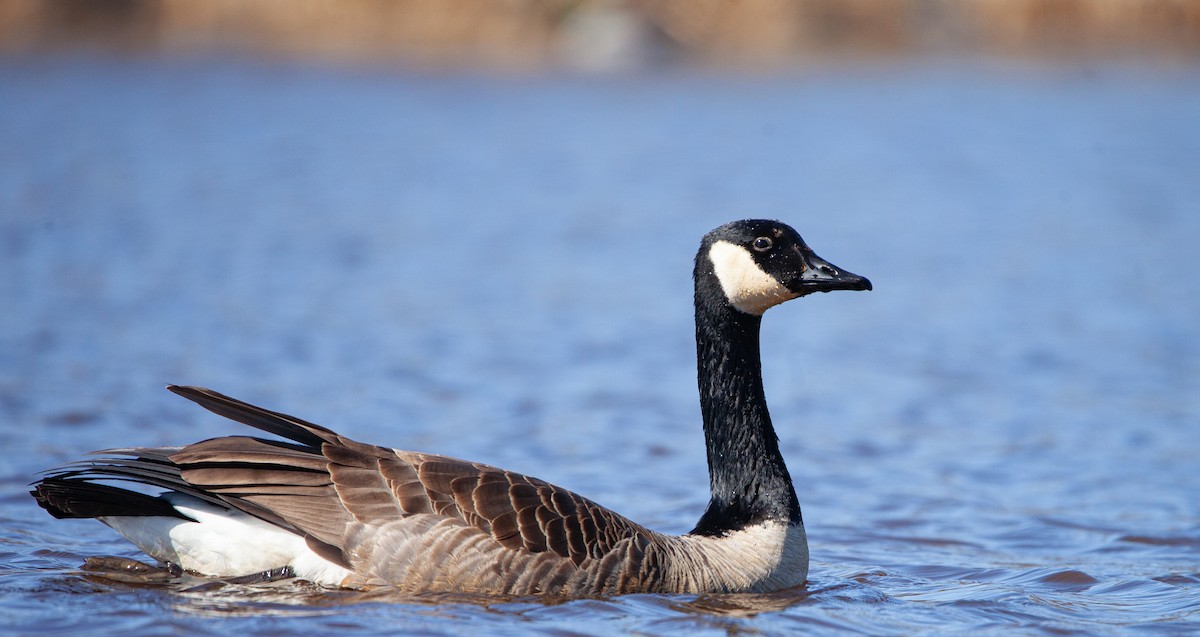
1034, 569, 1102, 591
44, 410, 103, 427
1154, 573, 1200, 587
1117, 534, 1200, 548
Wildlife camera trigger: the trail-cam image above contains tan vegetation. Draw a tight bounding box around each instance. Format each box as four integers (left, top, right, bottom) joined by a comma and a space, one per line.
2, 0, 1198, 68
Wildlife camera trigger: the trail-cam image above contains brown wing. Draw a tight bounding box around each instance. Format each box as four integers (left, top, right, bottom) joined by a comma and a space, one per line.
167, 386, 651, 569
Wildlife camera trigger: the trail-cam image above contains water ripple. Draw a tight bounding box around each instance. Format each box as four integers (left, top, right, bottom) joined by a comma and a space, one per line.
2, 57, 1199, 636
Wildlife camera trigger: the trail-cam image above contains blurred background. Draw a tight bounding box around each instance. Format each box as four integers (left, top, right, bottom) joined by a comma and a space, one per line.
2, 2, 1199, 636
2, 0, 1199, 69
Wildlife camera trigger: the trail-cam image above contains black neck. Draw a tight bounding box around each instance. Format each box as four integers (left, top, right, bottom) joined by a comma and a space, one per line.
689, 270, 801, 536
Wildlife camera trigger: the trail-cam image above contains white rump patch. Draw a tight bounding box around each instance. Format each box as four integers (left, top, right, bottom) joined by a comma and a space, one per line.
708, 241, 798, 315
100, 493, 353, 587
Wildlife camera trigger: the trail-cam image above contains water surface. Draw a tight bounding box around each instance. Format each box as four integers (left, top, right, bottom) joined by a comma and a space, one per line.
1, 57, 1198, 635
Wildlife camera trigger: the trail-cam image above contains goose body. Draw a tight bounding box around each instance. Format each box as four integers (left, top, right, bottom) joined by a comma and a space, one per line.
32, 220, 870, 596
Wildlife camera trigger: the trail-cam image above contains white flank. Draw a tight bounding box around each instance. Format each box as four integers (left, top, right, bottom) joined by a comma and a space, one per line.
99, 493, 353, 587
708, 241, 797, 315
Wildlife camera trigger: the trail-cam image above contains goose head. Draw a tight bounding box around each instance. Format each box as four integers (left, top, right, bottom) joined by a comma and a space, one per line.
700, 219, 872, 315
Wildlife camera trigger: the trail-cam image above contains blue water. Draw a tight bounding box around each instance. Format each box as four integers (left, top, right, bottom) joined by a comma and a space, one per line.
2, 56, 1199, 635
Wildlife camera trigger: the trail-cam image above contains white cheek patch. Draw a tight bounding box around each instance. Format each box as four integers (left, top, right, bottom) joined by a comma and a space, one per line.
708, 241, 798, 315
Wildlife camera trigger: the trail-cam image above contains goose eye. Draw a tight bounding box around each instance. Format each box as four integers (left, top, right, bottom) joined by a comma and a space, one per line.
752, 236, 773, 252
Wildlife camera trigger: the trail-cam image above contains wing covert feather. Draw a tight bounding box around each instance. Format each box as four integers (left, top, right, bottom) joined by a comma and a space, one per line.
66, 387, 663, 590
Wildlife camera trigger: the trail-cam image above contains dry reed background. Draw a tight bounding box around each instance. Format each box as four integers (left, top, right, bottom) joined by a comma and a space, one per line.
2, 0, 1199, 69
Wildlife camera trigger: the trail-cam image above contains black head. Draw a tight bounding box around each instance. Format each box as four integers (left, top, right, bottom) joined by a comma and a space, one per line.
699, 219, 872, 315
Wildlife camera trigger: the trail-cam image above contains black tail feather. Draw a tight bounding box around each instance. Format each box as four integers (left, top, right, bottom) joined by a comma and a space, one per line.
31, 478, 192, 521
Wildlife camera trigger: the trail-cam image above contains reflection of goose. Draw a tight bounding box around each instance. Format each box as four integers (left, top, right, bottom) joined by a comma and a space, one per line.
32, 219, 871, 596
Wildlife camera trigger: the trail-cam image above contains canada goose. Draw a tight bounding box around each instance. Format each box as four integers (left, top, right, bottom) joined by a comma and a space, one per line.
31, 219, 871, 596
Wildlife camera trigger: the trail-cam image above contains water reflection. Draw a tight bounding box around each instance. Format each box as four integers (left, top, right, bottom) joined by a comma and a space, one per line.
672, 585, 814, 617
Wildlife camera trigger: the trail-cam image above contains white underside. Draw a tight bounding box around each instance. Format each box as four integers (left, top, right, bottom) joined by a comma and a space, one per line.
99, 493, 352, 587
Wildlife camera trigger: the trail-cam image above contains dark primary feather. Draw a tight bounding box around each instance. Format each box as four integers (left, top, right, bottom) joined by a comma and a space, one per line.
167, 385, 335, 448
